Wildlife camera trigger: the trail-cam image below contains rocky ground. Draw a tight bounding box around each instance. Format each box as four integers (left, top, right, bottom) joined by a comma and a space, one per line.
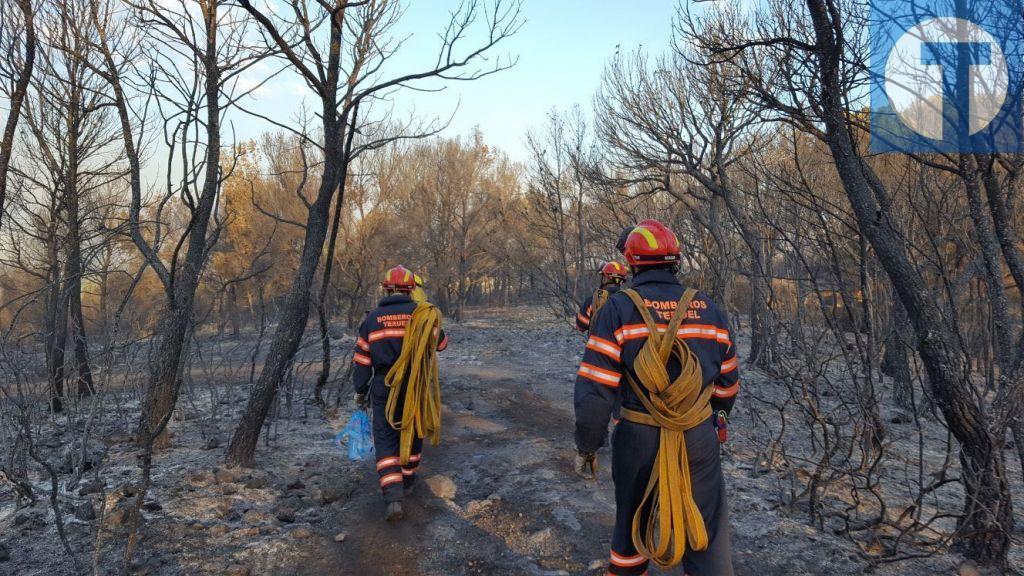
0, 306, 1019, 575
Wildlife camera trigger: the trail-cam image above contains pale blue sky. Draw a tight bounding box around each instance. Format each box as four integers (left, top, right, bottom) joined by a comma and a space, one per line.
231, 1, 680, 162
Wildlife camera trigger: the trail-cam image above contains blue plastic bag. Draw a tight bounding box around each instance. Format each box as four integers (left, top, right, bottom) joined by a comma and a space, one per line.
337, 410, 374, 461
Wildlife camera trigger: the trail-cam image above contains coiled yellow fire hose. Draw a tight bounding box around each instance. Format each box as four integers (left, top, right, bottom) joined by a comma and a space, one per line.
384, 302, 443, 466
619, 288, 713, 569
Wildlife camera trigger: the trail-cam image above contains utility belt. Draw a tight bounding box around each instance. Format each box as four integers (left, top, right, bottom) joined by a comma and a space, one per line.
620, 408, 700, 429
620, 407, 658, 427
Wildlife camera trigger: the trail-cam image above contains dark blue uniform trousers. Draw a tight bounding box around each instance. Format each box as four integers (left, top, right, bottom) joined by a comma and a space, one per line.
609, 417, 734, 575
370, 378, 423, 503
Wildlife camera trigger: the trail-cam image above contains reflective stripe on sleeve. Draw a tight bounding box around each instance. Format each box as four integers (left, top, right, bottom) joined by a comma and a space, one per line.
577, 362, 621, 388
721, 356, 739, 374
713, 381, 740, 398
586, 336, 622, 361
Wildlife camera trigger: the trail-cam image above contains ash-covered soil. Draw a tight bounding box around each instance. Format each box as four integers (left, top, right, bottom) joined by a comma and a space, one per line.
1, 306, 1017, 575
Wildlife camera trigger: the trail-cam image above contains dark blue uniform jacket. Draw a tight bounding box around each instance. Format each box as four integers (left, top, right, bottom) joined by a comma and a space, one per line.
352, 294, 448, 397
574, 269, 739, 454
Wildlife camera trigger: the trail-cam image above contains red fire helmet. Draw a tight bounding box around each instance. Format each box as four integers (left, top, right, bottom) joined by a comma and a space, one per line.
600, 261, 629, 281
381, 265, 417, 292
619, 219, 681, 267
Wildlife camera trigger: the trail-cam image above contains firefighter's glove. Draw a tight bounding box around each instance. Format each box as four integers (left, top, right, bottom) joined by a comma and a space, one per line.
575, 452, 597, 480
354, 393, 368, 410
713, 410, 729, 444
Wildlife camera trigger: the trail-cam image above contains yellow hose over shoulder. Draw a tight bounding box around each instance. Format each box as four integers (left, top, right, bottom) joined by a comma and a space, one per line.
410, 286, 427, 304
619, 288, 713, 569
384, 302, 443, 466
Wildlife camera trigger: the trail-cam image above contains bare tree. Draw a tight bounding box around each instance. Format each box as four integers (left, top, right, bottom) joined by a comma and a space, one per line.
224, 0, 521, 467
88, 0, 267, 565
13, 0, 119, 409
594, 32, 777, 368
524, 110, 588, 316
693, 0, 1023, 564
0, 0, 36, 232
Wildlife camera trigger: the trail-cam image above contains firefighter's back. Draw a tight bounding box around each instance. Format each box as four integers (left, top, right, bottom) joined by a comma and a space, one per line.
574, 220, 736, 576
360, 295, 418, 398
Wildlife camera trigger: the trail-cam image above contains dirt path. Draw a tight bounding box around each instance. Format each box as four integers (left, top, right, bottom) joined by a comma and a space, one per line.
313, 319, 617, 576
302, 310, 966, 576
1, 307, 974, 575
265, 311, 875, 576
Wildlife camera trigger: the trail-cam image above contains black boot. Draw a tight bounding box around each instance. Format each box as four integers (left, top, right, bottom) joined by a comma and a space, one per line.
403, 476, 417, 497
385, 501, 403, 522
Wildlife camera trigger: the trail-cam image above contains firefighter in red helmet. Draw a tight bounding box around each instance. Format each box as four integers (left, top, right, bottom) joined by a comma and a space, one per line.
574, 220, 738, 575
352, 265, 449, 521
576, 261, 629, 333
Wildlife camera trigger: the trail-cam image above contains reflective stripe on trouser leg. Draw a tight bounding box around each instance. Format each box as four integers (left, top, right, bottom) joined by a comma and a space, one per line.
403, 438, 423, 487
610, 418, 734, 576
372, 395, 404, 503
609, 420, 656, 576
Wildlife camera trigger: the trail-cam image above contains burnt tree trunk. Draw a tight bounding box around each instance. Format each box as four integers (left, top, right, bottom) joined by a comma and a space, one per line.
63, 108, 95, 399
706, 195, 730, 306
44, 246, 67, 413
314, 109, 358, 406
0, 0, 36, 233
228, 284, 241, 338
728, 202, 774, 368
962, 159, 1013, 366
804, 0, 1013, 564
883, 297, 914, 417
66, 245, 95, 398
138, 307, 192, 446
225, 148, 343, 466
136, 2, 222, 447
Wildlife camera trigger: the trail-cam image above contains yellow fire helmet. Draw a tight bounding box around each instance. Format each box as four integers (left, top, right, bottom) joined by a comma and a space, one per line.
411, 272, 427, 303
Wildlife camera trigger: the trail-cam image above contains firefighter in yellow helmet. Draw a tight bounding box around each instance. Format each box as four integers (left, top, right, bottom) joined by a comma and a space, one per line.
352, 265, 449, 521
